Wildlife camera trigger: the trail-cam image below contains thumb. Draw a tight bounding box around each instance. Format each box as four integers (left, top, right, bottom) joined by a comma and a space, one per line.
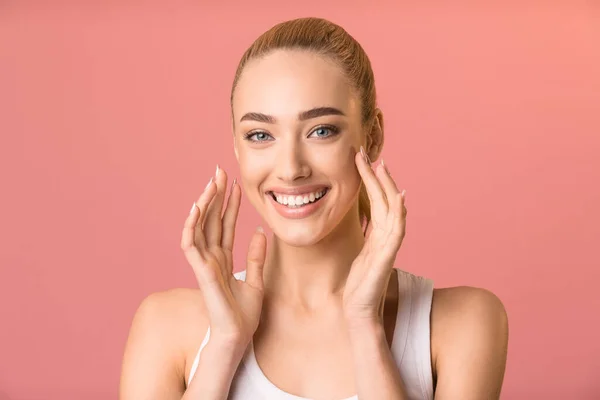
246, 226, 267, 291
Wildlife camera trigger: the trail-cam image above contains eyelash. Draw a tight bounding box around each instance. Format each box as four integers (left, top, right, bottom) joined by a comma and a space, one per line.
243, 125, 340, 142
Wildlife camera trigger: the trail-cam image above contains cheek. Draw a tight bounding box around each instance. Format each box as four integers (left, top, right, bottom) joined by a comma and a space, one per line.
319, 143, 360, 183
237, 149, 270, 191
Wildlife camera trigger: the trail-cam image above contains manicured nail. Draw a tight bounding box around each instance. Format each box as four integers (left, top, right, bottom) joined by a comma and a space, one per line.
257, 226, 264, 233
216, 164, 220, 176
190, 202, 197, 214
401, 189, 406, 200
205, 177, 213, 189
381, 159, 389, 174
232, 177, 237, 186
360, 146, 371, 165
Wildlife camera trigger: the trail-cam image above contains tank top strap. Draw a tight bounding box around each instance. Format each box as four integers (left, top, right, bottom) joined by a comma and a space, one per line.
391, 269, 435, 399
187, 326, 210, 387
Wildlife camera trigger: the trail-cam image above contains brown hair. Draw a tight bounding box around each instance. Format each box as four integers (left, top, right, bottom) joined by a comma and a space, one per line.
230, 17, 378, 230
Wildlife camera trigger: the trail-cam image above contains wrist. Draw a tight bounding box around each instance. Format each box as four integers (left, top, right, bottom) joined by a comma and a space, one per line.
184, 334, 249, 398
345, 316, 385, 338
206, 334, 251, 359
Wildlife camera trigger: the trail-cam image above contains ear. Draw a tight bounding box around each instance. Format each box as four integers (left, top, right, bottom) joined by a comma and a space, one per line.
366, 108, 384, 161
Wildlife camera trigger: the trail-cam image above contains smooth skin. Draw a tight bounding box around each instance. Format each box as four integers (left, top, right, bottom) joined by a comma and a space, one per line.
120, 50, 508, 400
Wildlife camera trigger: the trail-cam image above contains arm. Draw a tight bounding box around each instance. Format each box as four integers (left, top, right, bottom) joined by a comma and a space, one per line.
179, 167, 266, 398
431, 287, 509, 400
348, 320, 407, 400
343, 149, 410, 399
182, 336, 247, 400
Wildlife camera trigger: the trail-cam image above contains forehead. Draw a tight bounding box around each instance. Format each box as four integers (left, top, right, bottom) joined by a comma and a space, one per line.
233, 50, 360, 120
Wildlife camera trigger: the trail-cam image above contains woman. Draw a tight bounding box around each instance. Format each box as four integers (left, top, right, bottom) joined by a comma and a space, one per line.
120, 17, 508, 400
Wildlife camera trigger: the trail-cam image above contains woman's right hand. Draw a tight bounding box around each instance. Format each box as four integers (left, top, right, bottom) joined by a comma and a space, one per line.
181, 166, 267, 347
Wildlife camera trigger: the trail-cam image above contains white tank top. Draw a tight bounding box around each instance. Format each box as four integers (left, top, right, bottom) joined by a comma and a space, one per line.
187, 269, 435, 399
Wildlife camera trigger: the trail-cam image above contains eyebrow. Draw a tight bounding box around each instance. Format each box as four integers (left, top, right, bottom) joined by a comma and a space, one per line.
239, 107, 345, 124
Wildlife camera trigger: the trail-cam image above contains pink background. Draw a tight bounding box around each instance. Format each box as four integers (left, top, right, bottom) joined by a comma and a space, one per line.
1, 2, 599, 399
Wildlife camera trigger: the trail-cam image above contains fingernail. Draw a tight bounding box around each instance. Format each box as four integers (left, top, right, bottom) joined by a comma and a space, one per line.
205, 177, 213, 189
232, 177, 237, 186
257, 226, 264, 233
216, 164, 220, 176
190, 202, 197, 214
381, 159, 389, 174
401, 189, 406, 200
360, 146, 371, 165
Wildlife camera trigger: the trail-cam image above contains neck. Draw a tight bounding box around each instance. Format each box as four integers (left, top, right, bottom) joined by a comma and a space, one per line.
262, 204, 366, 312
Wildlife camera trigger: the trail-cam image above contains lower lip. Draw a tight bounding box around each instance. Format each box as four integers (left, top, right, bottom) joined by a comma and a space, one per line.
267, 191, 329, 219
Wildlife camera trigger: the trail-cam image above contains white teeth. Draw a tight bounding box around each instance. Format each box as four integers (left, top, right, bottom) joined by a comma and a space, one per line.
272, 189, 327, 207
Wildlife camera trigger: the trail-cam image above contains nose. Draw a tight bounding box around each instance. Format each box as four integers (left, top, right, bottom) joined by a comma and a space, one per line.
275, 138, 311, 182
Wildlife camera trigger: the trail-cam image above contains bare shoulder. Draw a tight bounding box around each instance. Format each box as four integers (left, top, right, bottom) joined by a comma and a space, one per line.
129, 287, 208, 361
432, 286, 507, 327
431, 286, 508, 356
137, 287, 207, 327
120, 288, 208, 399
430, 286, 509, 398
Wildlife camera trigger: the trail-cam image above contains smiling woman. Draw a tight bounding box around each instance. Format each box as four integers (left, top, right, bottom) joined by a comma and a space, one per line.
119, 17, 508, 400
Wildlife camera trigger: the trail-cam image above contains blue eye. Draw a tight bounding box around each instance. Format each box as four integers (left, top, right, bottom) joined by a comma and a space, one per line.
309, 126, 339, 139
244, 131, 273, 142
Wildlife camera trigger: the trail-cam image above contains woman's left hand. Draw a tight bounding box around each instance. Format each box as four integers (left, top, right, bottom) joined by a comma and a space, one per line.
342, 146, 407, 327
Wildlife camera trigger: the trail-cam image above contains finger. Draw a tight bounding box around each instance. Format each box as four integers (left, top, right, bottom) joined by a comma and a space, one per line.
181, 204, 205, 269
375, 159, 400, 206
245, 227, 267, 291
182, 178, 217, 254
355, 147, 388, 217
388, 191, 407, 252
204, 165, 228, 248
221, 178, 242, 252
195, 178, 219, 250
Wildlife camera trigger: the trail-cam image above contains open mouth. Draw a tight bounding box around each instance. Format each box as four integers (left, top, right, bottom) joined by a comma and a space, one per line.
267, 188, 330, 208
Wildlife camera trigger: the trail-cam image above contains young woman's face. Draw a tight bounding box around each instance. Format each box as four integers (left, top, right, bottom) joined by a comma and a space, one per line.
232, 50, 364, 246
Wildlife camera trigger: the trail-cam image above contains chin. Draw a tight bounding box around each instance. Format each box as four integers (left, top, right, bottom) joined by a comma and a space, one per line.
270, 221, 329, 247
